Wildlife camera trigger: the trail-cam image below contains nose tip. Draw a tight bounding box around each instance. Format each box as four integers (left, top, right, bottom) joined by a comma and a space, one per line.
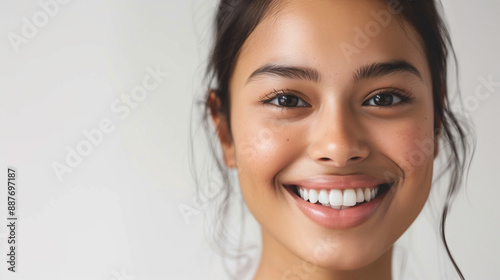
307, 108, 370, 167
309, 140, 370, 167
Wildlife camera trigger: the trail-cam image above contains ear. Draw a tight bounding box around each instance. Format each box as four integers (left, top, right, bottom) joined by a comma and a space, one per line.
208, 90, 236, 168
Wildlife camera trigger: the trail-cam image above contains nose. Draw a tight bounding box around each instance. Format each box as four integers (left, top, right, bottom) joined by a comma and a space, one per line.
307, 105, 370, 167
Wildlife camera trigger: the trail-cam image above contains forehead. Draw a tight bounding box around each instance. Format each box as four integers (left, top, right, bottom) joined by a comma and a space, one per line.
232, 0, 429, 88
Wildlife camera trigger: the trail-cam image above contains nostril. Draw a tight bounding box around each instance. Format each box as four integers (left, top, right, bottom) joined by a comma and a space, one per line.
317, 156, 363, 162
309, 143, 370, 166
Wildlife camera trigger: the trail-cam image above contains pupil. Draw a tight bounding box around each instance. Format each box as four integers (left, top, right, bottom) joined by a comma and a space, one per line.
278, 95, 298, 107
374, 94, 393, 106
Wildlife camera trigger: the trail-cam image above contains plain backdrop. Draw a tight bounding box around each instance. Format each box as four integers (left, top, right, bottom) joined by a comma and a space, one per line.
0, 0, 498, 279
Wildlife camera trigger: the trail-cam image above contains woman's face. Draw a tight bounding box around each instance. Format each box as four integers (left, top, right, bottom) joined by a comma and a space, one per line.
218, 0, 435, 273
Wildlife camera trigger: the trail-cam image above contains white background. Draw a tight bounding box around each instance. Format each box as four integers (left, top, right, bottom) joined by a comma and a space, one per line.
0, 0, 498, 279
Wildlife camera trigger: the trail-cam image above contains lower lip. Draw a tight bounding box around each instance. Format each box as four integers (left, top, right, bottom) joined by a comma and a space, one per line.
285, 186, 388, 229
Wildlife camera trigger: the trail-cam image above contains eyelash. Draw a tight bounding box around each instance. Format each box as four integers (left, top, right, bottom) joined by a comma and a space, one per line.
362, 88, 414, 108
259, 88, 414, 109
259, 89, 311, 108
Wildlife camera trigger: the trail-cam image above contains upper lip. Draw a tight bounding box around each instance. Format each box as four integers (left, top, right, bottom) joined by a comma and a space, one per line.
282, 174, 393, 190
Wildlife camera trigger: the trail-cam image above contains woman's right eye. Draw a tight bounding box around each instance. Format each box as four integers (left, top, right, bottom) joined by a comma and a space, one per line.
262, 91, 310, 108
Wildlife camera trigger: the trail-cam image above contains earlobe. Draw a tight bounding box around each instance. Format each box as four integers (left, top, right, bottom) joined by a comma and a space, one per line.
208, 90, 237, 168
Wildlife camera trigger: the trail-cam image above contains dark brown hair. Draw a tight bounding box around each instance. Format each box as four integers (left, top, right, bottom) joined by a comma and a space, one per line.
199, 0, 474, 278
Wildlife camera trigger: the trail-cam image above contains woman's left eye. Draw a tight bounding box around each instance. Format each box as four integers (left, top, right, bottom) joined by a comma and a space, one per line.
363, 91, 407, 107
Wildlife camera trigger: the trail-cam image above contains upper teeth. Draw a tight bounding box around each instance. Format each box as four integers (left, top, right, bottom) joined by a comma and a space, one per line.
298, 186, 379, 209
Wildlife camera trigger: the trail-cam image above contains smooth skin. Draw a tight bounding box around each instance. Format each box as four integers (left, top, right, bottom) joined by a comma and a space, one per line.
210, 0, 436, 279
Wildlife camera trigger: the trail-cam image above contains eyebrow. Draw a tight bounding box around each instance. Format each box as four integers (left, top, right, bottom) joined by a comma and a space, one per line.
247, 64, 320, 84
352, 60, 423, 82
246, 60, 422, 84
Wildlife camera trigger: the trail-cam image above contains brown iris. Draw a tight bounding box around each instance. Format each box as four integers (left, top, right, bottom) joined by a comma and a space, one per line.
372, 94, 394, 106
278, 95, 299, 107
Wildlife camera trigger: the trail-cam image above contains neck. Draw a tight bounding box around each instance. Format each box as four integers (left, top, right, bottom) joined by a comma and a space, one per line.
253, 229, 393, 280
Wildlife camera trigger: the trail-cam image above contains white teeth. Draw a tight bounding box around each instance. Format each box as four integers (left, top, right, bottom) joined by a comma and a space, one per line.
308, 189, 318, 204
364, 188, 372, 202
343, 189, 357, 206
329, 189, 343, 206
318, 189, 329, 205
298, 184, 384, 208
356, 188, 364, 203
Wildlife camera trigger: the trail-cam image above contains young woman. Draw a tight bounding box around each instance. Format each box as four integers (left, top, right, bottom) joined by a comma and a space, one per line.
201, 0, 473, 279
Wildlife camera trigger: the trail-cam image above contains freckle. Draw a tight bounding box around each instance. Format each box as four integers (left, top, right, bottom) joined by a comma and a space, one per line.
286, 138, 290, 142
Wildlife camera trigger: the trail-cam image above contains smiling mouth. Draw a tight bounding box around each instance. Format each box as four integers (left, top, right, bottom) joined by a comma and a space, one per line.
288, 183, 393, 210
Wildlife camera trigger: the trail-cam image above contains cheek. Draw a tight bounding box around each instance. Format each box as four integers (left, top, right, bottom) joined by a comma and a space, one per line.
230, 116, 306, 224
370, 115, 435, 175
233, 117, 301, 184
371, 117, 435, 222
400, 126, 435, 180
